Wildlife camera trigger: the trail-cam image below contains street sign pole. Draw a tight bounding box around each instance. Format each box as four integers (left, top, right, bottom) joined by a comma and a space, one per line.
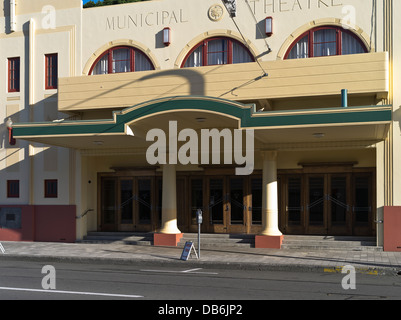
196, 209, 203, 259
198, 219, 201, 259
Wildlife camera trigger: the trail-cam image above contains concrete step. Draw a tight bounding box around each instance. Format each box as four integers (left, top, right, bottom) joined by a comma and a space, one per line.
79, 232, 154, 246
78, 232, 382, 252
178, 233, 255, 248
281, 244, 383, 252
282, 235, 375, 242
281, 235, 382, 252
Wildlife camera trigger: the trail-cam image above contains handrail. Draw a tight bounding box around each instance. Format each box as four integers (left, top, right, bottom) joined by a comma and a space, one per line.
76, 209, 94, 219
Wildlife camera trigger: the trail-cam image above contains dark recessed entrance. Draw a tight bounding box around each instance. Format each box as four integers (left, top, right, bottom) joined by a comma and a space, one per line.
279, 167, 375, 236
98, 167, 375, 236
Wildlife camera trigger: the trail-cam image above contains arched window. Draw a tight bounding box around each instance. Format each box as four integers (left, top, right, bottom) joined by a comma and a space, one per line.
90, 46, 154, 75
285, 26, 367, 60
182, 37, 255, 68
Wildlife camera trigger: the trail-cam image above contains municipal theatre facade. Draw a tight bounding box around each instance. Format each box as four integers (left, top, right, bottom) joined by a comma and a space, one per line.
1, 0, 400, 251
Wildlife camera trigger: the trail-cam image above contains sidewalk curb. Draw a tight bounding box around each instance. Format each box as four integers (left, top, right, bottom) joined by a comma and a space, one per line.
1, 253, 399, 277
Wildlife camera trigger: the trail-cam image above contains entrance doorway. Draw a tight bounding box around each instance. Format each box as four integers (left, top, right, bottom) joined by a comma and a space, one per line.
207, 177, 247, 233
185, 175, 263, 234
280, 170, 375, 236
306, 174, 351, 235
99, 172, 263, 234
98, 167, 375, 236
99, 176, 154, 232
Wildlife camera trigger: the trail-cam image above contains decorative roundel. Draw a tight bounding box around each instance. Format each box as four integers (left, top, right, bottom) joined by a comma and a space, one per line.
208, 4, 224, 22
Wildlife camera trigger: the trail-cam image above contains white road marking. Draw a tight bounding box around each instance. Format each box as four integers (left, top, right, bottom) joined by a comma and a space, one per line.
140, 268, 218, 275
182, 268, 203, 273
0, 286, 144, 298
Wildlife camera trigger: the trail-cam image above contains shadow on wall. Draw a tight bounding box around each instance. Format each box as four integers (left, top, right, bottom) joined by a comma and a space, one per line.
64, 65, 209, 111
393, 107, 401, 138
138, 68, 205, 96
1, 94, 62, 180
3, 0, 11, 34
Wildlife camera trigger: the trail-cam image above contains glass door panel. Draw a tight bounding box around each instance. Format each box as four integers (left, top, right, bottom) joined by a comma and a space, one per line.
353, 175, 372, 236
209, 178, 224, 225
308, 176, 325, 227
138, 179, 152, 225
330, 177, 347, 226
101, 178, 117, 231
251, 178, 262, 226
156, 178, 162, 225
229, 178, 244, 225
191, 179, 203, 226
120, 179, 133, 225
354, 177, 370, 224
288, 177, 302, 226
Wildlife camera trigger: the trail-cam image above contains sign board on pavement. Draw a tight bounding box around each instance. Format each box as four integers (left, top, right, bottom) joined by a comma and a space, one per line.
180, 241, 198, 261
0, 243, 5, 254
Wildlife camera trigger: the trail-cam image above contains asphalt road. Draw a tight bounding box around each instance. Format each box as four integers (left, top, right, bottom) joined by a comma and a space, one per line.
0, 259, 400, 304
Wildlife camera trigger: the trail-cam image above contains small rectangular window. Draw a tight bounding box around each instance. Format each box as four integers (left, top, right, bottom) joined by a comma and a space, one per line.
45, 179, 58, 198
45, 54, 58, 89
8, 57, 20, 92
7, 180, 20, 198
0, 208, 22, 229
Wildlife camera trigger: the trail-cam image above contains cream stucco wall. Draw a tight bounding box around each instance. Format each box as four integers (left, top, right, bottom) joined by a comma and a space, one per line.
0, 0, 82, 206
81, 0, 377, 73
0, 0, 396, 241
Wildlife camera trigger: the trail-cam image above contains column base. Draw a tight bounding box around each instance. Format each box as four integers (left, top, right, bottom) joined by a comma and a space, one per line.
255, 235, 284, 249
154, 233, 183, 247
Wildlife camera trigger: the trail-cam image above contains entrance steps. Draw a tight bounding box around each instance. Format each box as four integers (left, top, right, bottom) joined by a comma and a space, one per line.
78, 232, 255, 248
178, 233, 255, 248
78, 232, 382, 251
281, 235, 383, 252
79, 232, 154, 246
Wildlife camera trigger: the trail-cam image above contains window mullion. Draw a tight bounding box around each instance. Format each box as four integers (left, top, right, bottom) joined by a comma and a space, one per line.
203, 41, 208, 66
228, 40, 233, 64
337, 29, 342, 55
108, 49, 113, 74
131, 48, 135, 72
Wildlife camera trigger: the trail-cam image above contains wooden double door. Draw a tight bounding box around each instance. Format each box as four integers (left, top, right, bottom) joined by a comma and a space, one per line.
281, 172, 374, 236
99, 173, 263, 234
182, 175, 263, 234
100, 176, 154, 232
99, 169, 375, 236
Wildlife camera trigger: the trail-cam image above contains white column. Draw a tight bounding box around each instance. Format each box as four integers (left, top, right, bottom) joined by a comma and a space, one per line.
260, 151, 282, 236
159, 164, 181, 234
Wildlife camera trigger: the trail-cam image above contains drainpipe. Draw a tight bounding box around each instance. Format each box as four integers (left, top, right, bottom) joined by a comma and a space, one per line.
341, 89, 348, 108
10, 0, 16, 32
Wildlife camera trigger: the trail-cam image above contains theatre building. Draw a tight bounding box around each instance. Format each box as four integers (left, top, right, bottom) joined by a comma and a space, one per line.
1, 0, 400, 251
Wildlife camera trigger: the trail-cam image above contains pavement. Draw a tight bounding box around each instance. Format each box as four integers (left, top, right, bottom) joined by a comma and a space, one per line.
1, 240, 401, 276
